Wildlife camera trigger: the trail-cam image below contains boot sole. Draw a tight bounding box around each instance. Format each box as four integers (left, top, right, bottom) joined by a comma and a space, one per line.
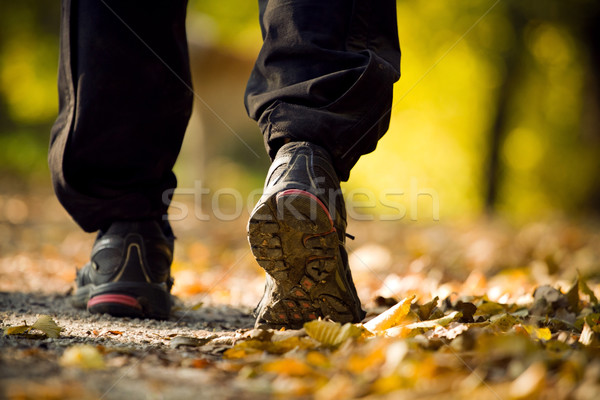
248, 189, 361, 328
73, 282, 170, 320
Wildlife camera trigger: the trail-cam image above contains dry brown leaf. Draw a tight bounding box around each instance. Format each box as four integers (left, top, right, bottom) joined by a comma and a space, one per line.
566, 279, 580, 312
416, 296, 439, 320
474, 301, 505, 317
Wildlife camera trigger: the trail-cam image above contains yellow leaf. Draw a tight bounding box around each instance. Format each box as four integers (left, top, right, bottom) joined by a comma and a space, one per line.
363, 295, 416, 334
31, 315, 62, 339
347, 347, 385, 374
404, 311, 462, 329
372, 375, 407, 394
306, 351, 331, 368
522, 325, 552, 341
4, 325, 31, 336
223, 346, 260, 360
60, 345, 105, 369
304, 320, 362, 347
224, 336, 316, 359
381, 325, 411, 338
262, 358, 313, 376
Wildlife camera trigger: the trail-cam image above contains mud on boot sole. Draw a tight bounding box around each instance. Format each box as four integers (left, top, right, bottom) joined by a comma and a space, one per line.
249, 189, 362, 329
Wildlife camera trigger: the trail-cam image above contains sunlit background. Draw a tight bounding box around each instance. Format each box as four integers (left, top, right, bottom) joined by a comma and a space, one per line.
2, 4, 600, 397
1, 0, 599, 222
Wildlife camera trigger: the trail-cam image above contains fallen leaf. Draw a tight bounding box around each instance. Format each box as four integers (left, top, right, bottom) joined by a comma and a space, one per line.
182, 358, 212, 369
416, 296, 439, 320
456, 301, 477, 322
304, 320, 362, 347
509, 362, 546, 399
170, 335, 214, 349
4, 325, 31, 336
585, 313, 600, 332
314, 373, 356, 400
306, 351, 331, 368
522, 325, 552, 341
489, 313, 519, 332
534, 285, 562, 304
579, 276, 598, 305
347, 347, 386, 374
474, 301, 505, 317
566, 279, 580, 312
60, 345, 105, 369
363, 295, 416, 333
31, 315, 62, 338
381, 325, 411, 338
405, 311, 462, 329
262, 358, 313, 376
4, 316, 62, 338
579, 323, 599, 347
224, 336, 316, 359
426, 322, 470, 340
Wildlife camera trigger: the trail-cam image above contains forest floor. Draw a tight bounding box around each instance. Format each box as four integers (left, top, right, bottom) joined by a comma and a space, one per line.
1, 189, 600, 399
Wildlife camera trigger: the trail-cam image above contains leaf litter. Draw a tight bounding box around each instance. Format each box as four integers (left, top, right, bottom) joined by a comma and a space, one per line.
2, 214, 600, 399
216, 275, 600, 399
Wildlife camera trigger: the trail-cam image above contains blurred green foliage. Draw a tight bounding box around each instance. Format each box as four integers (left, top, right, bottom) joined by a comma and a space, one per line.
0, 0, 599, 220
349, 0, 600, 221
0, 0, 59, 180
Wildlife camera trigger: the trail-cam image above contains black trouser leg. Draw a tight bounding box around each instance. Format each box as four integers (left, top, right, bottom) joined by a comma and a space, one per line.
245, 0, 401, 181
49, 0, 192, 232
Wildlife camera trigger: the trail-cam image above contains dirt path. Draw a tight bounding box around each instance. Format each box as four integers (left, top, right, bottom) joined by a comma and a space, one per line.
0, 291, 268, 399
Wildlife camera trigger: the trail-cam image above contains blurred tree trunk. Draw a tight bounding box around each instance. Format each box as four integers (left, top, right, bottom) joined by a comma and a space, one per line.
484, 8, 527, 213
578, 8, 600, 212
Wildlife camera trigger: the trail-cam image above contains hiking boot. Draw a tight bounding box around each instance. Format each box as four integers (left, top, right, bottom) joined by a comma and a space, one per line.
248, 141, 365, 329
72, 220, 174, 319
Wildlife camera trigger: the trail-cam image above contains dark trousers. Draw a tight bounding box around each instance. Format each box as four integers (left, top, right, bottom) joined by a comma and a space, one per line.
49, 0, 400, 232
